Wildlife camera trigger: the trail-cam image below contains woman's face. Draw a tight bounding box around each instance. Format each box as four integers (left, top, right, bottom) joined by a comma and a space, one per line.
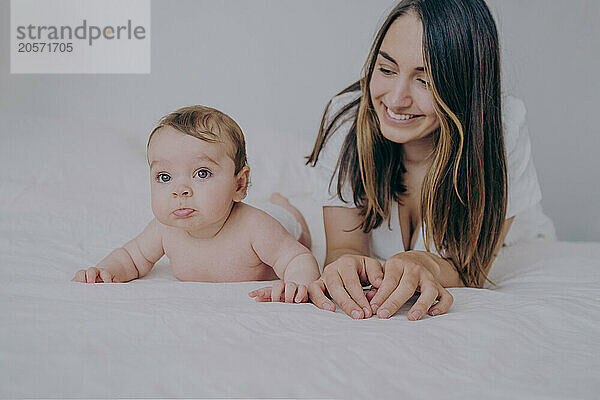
369, 13, 440, 144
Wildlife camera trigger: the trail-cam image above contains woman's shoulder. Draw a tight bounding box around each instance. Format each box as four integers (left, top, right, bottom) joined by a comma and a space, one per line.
328, 89, 362, 114
319, 89, 361, 154
310, 89, 361, 207
502, 95, 527, 150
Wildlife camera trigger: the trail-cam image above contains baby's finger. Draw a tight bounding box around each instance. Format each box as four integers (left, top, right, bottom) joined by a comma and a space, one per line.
428, 287, 453, 317
308, 279, 335, 311
284, 282, 298, 303
256, 288, 274, 302
85, 267, 99, 283
248, 286, 269, 297
407, 283, 438, 321
271, 281, 284, 302
99, 269, 113, 283
295, 284, 308, 303
249, 287, 271, 301
72, 270, 86, 282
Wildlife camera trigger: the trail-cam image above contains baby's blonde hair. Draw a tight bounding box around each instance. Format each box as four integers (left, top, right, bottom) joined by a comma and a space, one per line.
148, 105, 248, 174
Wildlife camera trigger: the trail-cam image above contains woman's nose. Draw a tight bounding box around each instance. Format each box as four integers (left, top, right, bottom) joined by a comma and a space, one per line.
172, 184, 193, 197
387, 78, 412, 109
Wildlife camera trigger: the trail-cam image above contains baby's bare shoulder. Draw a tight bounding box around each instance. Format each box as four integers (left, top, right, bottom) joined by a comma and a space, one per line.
231, 202, 287, 235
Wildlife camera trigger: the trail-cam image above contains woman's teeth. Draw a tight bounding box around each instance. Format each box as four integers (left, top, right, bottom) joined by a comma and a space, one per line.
386, 107, 417, 120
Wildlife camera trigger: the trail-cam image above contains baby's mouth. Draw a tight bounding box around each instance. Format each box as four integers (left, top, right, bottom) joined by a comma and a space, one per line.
173, 208, 195, 217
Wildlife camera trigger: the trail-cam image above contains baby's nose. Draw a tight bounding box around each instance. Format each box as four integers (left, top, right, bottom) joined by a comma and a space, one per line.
172, 185, 192, 197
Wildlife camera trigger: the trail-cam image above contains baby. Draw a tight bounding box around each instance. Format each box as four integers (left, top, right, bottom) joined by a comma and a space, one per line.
73, 105, 319, 303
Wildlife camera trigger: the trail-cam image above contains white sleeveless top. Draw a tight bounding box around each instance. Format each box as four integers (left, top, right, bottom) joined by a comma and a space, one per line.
310, 91, 555, 262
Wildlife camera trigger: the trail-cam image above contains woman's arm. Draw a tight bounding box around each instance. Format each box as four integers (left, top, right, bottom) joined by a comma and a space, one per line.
323, 206, 370, 263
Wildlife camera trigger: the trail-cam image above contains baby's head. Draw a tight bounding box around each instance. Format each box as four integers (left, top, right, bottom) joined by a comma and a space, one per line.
147, 105, 250, 238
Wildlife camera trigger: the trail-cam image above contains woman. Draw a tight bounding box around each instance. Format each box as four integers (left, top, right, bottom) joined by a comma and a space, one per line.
306, 0, 553, 320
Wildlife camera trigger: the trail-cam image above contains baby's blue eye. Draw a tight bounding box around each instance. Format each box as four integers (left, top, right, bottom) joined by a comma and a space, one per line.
157, 173, 171, 183
194, 169, 211, 179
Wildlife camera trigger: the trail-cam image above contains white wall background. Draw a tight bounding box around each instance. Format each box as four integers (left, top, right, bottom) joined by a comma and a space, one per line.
1, 0, 598, 242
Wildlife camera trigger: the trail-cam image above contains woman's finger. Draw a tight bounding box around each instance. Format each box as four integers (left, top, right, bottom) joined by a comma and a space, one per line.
363, 258, 384, 288
369, 266, 403, 314
428, 287, 453, 316
308, 279, 335, 311
325, 270, 364, 319
295, 284, 308, 303
284, 282, 298, 303
339, 265, 372, 318
271, 281, 284, 302
407, 283, 438, 321
376, 268, 420, 318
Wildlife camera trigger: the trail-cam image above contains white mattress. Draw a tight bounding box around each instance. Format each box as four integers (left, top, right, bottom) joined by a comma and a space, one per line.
1, 116, 599, 398
1, 191, 599, 399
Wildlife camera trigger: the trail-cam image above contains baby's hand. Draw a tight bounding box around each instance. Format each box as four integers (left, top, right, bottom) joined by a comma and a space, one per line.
248, 280, 309, 303
72, 266, 116, 283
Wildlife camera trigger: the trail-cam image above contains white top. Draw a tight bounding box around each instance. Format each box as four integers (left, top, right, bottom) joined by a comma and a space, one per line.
311, 90, 547, 262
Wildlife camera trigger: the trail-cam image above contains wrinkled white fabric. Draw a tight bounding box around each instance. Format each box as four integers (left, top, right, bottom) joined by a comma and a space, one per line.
1, 111, 595, 399
1, 192, 599, 399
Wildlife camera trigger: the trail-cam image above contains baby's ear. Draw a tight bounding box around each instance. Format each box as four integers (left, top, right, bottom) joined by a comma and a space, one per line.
233, 165, 250, 202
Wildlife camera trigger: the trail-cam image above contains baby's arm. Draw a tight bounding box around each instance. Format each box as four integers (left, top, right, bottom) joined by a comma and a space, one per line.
248, 211, 320, 302
72, 218, 165, 283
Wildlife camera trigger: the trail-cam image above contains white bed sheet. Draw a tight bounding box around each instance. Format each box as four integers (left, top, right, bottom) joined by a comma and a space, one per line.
1, 191, 599, 399
1, 114, 599, 399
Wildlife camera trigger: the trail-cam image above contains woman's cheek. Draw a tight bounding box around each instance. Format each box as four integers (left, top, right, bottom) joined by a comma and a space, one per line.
415, 89, 437, 116
369, 74, 386, 101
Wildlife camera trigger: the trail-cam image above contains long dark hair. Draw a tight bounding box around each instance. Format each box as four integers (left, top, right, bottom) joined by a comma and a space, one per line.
307, 0, 507, 287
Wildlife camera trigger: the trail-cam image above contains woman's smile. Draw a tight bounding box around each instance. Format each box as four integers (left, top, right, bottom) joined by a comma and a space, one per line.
382, 103, 425, 126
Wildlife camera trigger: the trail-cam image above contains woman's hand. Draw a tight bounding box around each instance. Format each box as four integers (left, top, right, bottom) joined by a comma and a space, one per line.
308, 254, 384, 319
369, 251, 454, 320
308, 251, 454, 320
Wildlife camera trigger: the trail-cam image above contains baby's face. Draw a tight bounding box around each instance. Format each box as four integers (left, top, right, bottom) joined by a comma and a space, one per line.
147, 126, 246, 238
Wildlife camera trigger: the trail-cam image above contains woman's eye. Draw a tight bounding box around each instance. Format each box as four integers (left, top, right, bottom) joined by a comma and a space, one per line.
417, 78, 429, 86
157, 173, 171, 183
194, 169, 211, 179
378, 67, 394, 75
